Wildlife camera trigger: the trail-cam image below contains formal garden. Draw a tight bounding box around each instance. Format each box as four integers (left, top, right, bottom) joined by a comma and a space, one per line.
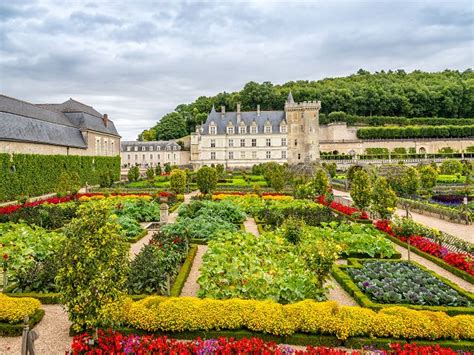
0, 160, 472, 354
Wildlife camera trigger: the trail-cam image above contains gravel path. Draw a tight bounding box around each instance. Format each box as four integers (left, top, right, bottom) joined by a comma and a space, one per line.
325, 277, 358, 306
0, 305, 72, 355
395, 208, 473, 242
244, 217, 260, 236
393, 243, 473, 292
129, 230, 154, 259
180, 245, 208, 297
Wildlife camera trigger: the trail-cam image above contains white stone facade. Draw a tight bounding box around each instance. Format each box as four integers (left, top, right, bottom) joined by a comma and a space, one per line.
120, 141, 190, 168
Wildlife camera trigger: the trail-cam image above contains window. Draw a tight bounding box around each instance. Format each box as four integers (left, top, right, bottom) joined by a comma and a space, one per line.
135, 154, 138, 160
298, 153, 301, 160
240, 151, 245, 159
266, 138, 271, 147
111, 142, 114, 154
134, 146, 138, 151
281, 151, 287, 159
227, 127, 234, 134
211, 152, 216, 160
142, 154, 146, 160
210, 126, 217, 135
157, 154, 161, 159
300, 125, 304, 132
264, 125, 272, 134
281, 138, 287, 146
266, 151, 271, 159
229, 139, 234, 147
149, 146, 154, 151
127, 146, 131, 151
240, 139, 245, 147
251, 139, 257, 147
157, 146, 161, 151
174, 153, 176, 159
239, 126, 246, 134
280, 125, 287, 133
229, 151, 234, 159
168, 154, 171, 160
252, 151, 257, 159
294, 139, 298, 147
250, 126, 257, 134
142, 146, 146, 151
150, 154, 153, 160
211, 139, 216, 148
127, 154, 130, 160
96, 138, 100, 154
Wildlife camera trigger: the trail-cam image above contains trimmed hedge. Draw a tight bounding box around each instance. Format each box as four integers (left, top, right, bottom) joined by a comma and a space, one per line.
0, 153, 120, 202
5, 292, 62, 305
0, 309, 45, 336
170, 244, 198, 297
356, 125, 474, 140
332, 259, 473, 316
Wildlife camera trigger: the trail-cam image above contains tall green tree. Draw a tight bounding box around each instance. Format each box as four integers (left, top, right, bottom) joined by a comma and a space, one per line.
169, 169, 187, 194
196, 166, 217, 194
419, 165, 438, 192
56, 201, 129, 334
350, 170, 372, 212
371, 177, 398, 219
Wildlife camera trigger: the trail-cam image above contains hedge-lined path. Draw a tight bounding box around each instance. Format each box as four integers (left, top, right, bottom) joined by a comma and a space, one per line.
326, 277, 358, 306
394, 243, 473, 292
244, 217, 260, 236
180, 245, 208, 297
0, 305, 71, 354
395, 208, 473, 242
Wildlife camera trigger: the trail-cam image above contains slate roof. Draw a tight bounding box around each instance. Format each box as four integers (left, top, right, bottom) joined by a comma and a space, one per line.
121, 140, 181, 151
0, 94, 120, 149
201, 108, 286, 135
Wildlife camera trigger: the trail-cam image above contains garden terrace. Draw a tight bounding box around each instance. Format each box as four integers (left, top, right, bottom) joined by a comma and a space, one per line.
333, 259, 473, 315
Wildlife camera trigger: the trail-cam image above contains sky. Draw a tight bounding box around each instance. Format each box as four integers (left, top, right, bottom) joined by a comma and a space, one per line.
1, 0, 473, 140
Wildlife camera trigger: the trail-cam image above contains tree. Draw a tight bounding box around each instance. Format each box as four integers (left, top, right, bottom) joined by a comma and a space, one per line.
350, 170, 372, 212
56, 172, 81, 196
127, 166, 140, 182
146, 167, 155, 182
380, 165, 419, 217
164, 163, 172, 174
440, 159, 463, 175
419, 165, 438, 192
169, 169, 187, 194
371, 177, 398, 219
323, 162, 337, 178
196, 166, 217, 194
215, 164, 225, 179
265, 164, 288, 192
99, 170, 114, 188
56, 201, 129, 334
346, 165, 363, 184
311, 169, 329, 197
155, 164, 162, 176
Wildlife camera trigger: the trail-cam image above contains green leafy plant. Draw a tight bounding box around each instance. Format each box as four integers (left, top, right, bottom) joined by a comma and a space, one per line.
196, 166, 218, 194
169, 169, 187, 194
371, 177, 397, 219
127, 166, 140, 182
350, 170, 372, 212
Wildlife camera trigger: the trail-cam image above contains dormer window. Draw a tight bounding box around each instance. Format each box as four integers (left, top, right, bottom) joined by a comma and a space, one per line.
280, 124, 287, 133
134, 146, 138, 151
142, 146, 146, 151
250, 125, 257, 134
149, 146, 154, 151
264, 125, 272, 134
156, 146, 161, 151
210, 125, 217, 135
227, 126, 234, 134
239, 124, 247, 134
127, 146, 131, 151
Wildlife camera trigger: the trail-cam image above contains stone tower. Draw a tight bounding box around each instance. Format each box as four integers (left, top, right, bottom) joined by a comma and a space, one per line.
285, 92, 321, 164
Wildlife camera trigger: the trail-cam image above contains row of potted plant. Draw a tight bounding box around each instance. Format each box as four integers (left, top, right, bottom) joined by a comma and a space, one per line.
374, 220, 473, 276
69, 331, 469, 354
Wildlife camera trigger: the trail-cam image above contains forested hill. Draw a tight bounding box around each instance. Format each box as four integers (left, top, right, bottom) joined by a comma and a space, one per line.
139, 69, 474, 141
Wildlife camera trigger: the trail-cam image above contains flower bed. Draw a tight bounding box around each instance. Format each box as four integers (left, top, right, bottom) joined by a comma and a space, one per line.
69, 331, 471, 354
0, 195, 73, 215
110, 297, 474, 341
0, 293, 44, 336
347, 260, 471, 307
316, 196, 369, 221
374, 220, 474, 277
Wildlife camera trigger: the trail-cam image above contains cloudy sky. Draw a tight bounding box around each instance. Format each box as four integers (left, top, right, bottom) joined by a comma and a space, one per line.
1, 0, 473, 140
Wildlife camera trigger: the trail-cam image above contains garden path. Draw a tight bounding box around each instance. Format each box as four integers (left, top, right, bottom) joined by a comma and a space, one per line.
244, 217, 260, 236
0, 305, 71, 355
180, 245, 208, 297
395, 208, 473, 242
394, 244, 473, 292
326, 277, 358, 307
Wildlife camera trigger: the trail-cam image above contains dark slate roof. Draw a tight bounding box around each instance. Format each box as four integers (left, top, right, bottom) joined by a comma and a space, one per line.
201, 109, 286, 135
0, 112, 87, 148
64, 112, 120, 136
0, 94, 120, 148
121, 140, 181, 151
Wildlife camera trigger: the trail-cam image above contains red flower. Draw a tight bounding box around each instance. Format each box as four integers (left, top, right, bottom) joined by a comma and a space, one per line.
2, 253, 8, 261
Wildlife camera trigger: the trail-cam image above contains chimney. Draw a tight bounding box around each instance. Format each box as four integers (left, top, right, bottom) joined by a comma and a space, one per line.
221, 105, 225, 118
237, 103, 241, 123
102, 113, 108, 127
257, 104, 260, 117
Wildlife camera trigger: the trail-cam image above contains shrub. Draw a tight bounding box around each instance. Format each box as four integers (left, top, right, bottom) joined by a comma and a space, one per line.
0, 294, 41, 323
120, 297, 474, 341
99, 170, 114, 188
441, 160, 463, 175
155, 164, 162, 176
169, 169, 187, 194
350, 170, 372, 212
56, 201, 129, 333
419, 165, 438, 191
127, 166, 140, 182
356, 125, 474, 140
371, 177, 397, 219
146, 167, 155, 181
196, 166, 218, 194
164, 163, 172, 174
56, 171, 81, 196
279, 217, 305, 245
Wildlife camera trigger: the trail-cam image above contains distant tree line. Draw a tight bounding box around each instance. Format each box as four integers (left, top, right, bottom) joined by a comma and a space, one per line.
139, 69, 474, 141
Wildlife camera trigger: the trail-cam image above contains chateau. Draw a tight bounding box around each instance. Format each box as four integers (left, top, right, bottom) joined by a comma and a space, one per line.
190, 93, 321, 168
0, 95, 121, 156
